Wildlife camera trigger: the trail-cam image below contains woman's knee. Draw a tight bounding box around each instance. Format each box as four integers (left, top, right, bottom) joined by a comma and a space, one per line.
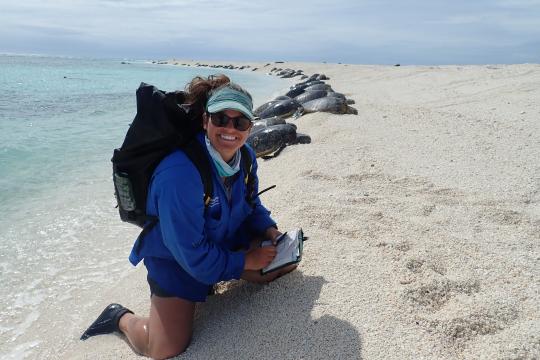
274, 264, 298, 280
147, 338, 189, 360
146, 295, 195, 359
242, 264, 298, 284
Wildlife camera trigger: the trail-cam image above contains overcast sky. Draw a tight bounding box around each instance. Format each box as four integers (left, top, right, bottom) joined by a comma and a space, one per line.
1, 0, 539, 64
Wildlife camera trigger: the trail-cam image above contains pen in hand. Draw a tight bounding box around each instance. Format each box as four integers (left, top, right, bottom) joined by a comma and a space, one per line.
272, 232, 287, 246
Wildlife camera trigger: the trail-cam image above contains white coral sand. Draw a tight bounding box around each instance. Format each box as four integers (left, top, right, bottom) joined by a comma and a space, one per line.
69, 61, 540, 359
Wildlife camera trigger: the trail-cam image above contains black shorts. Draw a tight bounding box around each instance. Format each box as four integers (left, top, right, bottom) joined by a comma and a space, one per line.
147, 274, 215, 298
147, 274, 174, 298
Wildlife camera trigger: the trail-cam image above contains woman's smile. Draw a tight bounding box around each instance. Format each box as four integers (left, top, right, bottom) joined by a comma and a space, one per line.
204, 109, 251, 162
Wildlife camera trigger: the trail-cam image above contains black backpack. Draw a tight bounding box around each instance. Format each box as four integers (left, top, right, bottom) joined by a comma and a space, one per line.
112, 83, 256, 253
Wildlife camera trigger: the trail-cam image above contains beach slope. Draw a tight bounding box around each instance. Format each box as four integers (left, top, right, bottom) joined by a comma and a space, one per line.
68, 61, 540, 359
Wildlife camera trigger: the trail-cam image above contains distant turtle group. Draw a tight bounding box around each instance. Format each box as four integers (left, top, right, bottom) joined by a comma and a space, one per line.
168, 61, 358, 158
245, 66, 357, 158
263, 77, 357, 116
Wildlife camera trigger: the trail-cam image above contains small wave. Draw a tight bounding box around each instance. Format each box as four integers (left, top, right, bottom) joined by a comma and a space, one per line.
0, 55, 288, 356
11, 310, 40, 340
4, 340, 41, 360
13, 289, 46, 309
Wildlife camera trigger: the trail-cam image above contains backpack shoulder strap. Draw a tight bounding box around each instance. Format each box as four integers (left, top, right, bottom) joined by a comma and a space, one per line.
240, 145, 255, 207
182, 139, 213, 207
183, 142, 254, 208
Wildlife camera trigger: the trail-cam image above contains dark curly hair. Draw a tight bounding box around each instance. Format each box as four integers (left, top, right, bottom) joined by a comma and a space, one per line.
185, 74, 231, 111
184, 74, 253, 127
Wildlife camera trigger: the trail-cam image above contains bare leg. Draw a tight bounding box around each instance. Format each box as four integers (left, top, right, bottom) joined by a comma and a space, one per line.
241, 263, 298, 284
118, 295, 195, 360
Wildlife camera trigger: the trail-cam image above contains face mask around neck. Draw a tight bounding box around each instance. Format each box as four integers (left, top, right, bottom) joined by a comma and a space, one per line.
204, 135, 241, 177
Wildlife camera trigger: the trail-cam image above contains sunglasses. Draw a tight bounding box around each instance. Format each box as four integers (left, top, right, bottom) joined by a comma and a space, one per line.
208, 112, 252, 131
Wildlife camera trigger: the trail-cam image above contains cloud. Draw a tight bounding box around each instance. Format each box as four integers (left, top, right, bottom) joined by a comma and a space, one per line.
0, 0, 539, 64
13, 24, 84, 38
496, 0, 540, 7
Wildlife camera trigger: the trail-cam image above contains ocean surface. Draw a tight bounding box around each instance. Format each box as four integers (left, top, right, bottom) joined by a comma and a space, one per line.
0, 55, 288, 359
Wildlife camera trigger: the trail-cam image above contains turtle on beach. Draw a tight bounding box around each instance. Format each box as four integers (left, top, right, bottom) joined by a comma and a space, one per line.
303, 83, 333, 92
302, 97, 358, 115
295, 79, 325, 87
294, 90, 346, 104
294, 132, 312, 144
284, 81, 324, 98
324, 91, 355, 104
250, 116, 288, 133
274, 95, 292, 101
285, 86, 307, 99
254, 98, 303, 120
247, 123, 311, 158
277, 68, 303, 78
253, 100, 281, 117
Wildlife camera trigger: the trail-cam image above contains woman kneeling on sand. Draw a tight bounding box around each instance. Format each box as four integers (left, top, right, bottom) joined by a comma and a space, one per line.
80, 75, 296, 359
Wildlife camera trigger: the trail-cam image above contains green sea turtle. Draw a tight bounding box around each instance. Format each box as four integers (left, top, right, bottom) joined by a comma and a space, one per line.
254, 100, 281, 117
304, 83, 333, 92
250, 117, 288, 133
296, 79, 324, 87
325, 91, 354, 104
274, 95, 292, 101
295, 90, 346, 104
254, 95, 297, 116
256, 98, 303, 120
295, 132, 312, 144
277, 69, 303, 78
247, 124, 310, 158
285, 85, 308, 98
285, 81, 324, 98
302, 97, 358, 115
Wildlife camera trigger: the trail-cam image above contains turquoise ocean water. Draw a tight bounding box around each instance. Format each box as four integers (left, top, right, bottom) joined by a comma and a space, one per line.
0, 55, 288, 359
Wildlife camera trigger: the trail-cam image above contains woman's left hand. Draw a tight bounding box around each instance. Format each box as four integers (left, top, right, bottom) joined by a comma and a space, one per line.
264, 227, 282, 246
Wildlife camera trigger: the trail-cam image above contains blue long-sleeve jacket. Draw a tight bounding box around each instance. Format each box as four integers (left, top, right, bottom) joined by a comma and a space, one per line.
129, 132, 276, 285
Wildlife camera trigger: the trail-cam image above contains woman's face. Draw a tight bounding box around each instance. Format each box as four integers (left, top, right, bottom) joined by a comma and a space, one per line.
203, 109, 251, 162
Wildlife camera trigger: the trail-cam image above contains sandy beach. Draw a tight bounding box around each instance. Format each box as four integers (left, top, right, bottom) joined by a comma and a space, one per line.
64, 61, 539, 359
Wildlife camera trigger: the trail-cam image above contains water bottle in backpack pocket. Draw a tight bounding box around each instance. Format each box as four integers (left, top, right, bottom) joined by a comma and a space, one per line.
113, 170, 137, 212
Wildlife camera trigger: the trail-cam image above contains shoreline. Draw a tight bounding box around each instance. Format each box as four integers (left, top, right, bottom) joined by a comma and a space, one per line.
56, 60, 540, 359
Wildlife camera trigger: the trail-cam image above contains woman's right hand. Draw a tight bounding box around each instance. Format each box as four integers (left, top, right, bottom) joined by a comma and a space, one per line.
244, 246, 277, 270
